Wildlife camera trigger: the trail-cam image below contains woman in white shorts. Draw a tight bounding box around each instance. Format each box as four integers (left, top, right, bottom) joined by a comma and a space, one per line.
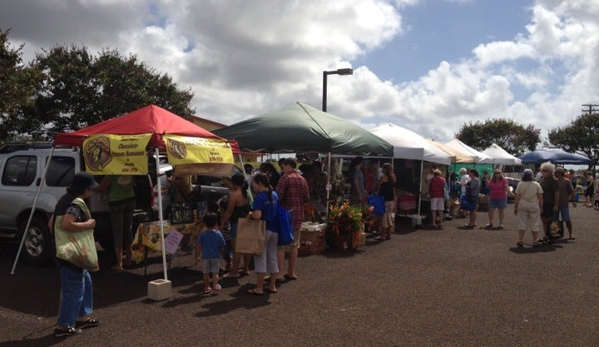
513, 169, 544, 247
428, 169, 447, 229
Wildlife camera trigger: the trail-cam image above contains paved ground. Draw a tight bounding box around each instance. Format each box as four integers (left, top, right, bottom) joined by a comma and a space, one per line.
1, 204, 598, 347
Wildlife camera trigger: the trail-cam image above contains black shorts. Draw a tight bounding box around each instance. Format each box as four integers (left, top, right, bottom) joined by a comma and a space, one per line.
541, 204, 554, 218
585, 186, 594, 197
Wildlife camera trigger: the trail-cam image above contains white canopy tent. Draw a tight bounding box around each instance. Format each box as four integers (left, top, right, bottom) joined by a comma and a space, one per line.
482, 143, 522, 165
370, 123, 453, 166
444, 138, 494, 164
428, 140, 473, 163
371, 123, 454, 217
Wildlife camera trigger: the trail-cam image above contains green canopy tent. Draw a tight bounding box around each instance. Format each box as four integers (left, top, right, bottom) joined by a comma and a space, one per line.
213, 102, 393, 156
214, 102, 393, 212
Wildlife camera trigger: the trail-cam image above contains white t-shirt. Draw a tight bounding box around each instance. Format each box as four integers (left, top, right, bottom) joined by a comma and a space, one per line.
459, 174, 471, 196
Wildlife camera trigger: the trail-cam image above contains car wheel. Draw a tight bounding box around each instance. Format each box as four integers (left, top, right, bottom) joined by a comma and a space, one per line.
20, 216, 53, 265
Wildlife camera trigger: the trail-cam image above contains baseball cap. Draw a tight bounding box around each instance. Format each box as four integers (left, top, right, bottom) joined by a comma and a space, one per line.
70, 172, 99, 193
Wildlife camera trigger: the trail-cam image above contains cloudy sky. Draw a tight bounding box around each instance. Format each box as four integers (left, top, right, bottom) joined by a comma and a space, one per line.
2, 0, 598, 144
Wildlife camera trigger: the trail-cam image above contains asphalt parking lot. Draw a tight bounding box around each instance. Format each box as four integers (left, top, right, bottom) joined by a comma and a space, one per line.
1, 204, 598, 347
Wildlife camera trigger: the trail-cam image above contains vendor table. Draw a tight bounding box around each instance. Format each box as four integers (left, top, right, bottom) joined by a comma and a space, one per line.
131, 220, 199, 274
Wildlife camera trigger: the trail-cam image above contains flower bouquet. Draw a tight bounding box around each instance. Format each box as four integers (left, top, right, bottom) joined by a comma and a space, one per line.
326, 202, 365, 251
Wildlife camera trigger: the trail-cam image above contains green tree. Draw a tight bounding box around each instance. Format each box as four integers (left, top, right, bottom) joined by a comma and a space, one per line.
548, 113, 599, 167
0, 29, 40, 141
455, 118, 540, 156
17, 44, 195, 140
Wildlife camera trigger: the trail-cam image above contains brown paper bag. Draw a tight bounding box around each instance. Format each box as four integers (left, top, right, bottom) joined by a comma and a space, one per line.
235, 218, 266, 255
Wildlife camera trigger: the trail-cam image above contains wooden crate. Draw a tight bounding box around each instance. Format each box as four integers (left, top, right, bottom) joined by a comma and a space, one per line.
299, 229, 326, 255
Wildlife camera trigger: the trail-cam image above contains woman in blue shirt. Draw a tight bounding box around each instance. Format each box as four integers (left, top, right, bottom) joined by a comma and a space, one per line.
247, 173, 280, 295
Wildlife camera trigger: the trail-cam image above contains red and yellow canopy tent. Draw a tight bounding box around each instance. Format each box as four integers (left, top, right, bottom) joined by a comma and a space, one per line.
53, 104, 240, 177
13, 105, 239, 281
42, 105, 237, 282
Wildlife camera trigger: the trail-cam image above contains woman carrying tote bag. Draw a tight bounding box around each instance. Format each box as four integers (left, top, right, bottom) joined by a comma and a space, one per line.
50, 172, 101, 337
246, 173, 280, 295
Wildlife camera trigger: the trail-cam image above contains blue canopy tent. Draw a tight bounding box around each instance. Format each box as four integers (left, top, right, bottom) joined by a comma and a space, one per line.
519, 148, 592, 165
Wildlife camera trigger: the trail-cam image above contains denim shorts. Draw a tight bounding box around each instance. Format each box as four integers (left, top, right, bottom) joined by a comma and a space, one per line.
558, 207, 571, 222
230, 222, 238, 238
202, 258, 220, 274
489, 198, 507, 209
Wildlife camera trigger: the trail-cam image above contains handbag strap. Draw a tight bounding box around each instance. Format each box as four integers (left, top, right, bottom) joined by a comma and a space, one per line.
71, 198, 91, 220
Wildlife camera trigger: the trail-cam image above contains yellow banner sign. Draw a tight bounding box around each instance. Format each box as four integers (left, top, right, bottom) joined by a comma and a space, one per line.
164, 135, 234, 165
82, 134, 151, 175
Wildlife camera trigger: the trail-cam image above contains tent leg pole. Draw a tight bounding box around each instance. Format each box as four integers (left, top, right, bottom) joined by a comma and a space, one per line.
238, 154, 253, 201
326, 152, 332, 215
156, 148, 168, 281
11, 147, 55, 275
418, 160, 423, 216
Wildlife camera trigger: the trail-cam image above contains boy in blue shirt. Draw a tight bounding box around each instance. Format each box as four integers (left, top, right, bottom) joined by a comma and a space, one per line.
196, 213, 226, 295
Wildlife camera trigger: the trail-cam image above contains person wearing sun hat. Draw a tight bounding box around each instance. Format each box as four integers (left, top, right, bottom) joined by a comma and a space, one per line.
513, 169, 544, 248
51, 171, 100, 337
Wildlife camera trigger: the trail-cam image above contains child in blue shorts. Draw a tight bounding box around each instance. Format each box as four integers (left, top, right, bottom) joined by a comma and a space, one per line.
196, 213, 226, 295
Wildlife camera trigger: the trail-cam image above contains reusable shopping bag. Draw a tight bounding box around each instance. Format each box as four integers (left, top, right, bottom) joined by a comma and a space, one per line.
236, 217, 266, 255
54, 198, 99, 272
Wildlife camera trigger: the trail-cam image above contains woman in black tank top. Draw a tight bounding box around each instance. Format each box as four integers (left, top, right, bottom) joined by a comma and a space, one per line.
374, 163, 397, 240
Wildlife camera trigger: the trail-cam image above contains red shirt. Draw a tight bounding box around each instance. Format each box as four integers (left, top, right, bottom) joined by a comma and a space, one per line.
429, 176, 446, 198
276, 170, 310, 231
488, 178, 508, 200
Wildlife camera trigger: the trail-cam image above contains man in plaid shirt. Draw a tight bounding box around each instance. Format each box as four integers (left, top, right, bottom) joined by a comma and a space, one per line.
276, 158, 310, 280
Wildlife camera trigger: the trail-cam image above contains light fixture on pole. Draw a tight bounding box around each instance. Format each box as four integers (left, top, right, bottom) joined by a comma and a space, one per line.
322, 68, 353, 112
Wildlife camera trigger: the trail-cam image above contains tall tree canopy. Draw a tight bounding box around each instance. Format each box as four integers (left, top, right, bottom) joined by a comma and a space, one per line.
548, 113, 599, 167
0, 29, 40, 140
455, 118, 540, 156
0, 31, 195, 141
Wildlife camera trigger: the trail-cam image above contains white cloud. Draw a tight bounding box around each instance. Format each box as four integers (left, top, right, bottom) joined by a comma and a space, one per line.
1, 0, 598, 146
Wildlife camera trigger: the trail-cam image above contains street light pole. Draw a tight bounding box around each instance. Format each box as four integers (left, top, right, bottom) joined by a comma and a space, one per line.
322, 68, 353, 112
321, 68, 353, 215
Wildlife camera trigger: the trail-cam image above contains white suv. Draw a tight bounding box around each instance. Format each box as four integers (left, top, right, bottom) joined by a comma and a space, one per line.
0, 143, 155, 265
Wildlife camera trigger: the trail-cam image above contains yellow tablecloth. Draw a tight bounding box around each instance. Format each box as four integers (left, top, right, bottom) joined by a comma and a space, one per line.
131, 221, 198, 263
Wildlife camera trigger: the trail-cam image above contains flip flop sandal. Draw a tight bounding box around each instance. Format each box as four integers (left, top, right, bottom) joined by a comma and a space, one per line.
222, 273, 240, 279
247, 289, 264, 296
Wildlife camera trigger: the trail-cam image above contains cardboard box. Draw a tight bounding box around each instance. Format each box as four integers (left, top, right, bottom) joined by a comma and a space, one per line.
299, 223, 326, 255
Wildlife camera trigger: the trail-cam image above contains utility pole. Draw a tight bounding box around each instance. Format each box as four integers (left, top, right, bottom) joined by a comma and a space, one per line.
581, 104, 599, 114
581, 104, 599, 176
